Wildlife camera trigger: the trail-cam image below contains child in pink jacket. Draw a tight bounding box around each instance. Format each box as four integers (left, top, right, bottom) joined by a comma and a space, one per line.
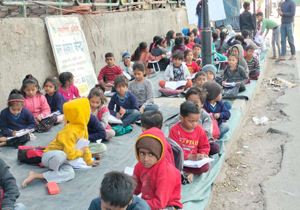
21, 75, 55, 133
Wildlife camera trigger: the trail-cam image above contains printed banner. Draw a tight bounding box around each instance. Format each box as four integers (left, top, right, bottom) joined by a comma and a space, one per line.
185, 0, 226, 25
45, 17, 97, 97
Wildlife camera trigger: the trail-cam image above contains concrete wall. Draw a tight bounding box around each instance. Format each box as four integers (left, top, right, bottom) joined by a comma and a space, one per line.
0, 8, 188, 109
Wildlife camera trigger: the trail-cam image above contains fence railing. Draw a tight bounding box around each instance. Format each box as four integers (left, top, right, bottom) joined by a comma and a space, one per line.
0, 0, 184, 17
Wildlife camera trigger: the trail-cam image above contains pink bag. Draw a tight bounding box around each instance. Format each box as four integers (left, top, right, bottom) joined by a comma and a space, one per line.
159, 87, 184, 97
208, 112, 220, 139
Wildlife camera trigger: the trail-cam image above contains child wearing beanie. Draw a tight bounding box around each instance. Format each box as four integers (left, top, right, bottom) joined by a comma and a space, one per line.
120, 52, 134, 80
202, 64, 217, 82
133, 127, 183, 210
203, 81, 231, 139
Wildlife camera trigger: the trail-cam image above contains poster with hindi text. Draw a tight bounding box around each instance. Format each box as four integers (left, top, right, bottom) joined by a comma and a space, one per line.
45, 16, 97, 97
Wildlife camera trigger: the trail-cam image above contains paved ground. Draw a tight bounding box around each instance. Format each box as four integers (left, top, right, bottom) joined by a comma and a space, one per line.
208, 7, 300, 210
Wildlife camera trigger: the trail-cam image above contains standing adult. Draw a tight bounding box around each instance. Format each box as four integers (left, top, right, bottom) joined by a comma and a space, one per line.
278, 0, 296, 60
256, 12, 280, 59
239, 2, 256, 37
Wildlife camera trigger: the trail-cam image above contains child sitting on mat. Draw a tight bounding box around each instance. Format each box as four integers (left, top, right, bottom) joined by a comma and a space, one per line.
21, 74, 54, 133
202, 64, 217, 82
184, 49, 200, 76
245, 45, 261, 80
141, 110, 183, 171
87, 114, 107, 160
22, 98, 100, 188
58, 72, 81, 102
88, 84, 115, 140
44, 77, 67, 114
169, 101, 211, 183
108, 75, 140, 131
88, 171, 150, 210
0, 90, 36, 147
97, 52, 123, 91
159, 52, 192, 89
0, 158, 27, 210
203, 81, 231, 139
223, 53, 248, 92
193, 71, 207, 88
133, 127, 183, 210
128, 62, 158, 114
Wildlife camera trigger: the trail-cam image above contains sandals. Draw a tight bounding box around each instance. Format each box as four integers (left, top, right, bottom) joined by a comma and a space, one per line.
269, 56, 277, 59
289, 56, 296, 60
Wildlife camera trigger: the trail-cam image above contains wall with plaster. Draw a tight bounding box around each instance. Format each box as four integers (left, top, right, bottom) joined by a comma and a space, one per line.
0, 8, 188, 109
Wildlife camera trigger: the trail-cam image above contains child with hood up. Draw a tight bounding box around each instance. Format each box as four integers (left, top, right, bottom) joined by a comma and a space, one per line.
133, 127, 183, 210
22, 98, 100, 188
228, 44, 249, 74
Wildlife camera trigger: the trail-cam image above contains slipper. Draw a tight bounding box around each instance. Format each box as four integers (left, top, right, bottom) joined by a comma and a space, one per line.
275, 58, 286, 62
269, 56, 277, 59
289, 56, 296, 60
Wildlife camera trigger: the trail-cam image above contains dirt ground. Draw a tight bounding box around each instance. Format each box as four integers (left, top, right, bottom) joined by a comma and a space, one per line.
207, 55, 298, 209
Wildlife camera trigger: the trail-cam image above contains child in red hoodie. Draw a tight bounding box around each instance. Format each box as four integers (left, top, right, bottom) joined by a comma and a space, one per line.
169, 101, 210, 184
133, 127, 183, 210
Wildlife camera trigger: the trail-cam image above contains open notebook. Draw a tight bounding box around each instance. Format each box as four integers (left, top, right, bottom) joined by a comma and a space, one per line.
164, 81, 187, 90
183, 158, 214, 168
7, 129, 35, 140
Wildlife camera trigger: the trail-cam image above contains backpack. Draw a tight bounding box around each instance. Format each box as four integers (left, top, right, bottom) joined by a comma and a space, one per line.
207, 113, 221, 140
35, 115, 57, 133
159, 87, 184, 97
18, 146, 47, 165
111, 125, 132, 136
166, 137, 184, 171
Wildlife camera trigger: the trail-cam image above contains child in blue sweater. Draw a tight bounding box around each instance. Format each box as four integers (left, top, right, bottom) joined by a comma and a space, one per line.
44, 77, 67, 114
108, 75, 140, 130
88, 114, 107, 160
0, 90, 36, 147
203, 81, 231, 139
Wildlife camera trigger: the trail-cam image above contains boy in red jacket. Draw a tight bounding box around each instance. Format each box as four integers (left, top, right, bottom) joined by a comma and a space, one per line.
169, 101, 210, 183
133, 127, 183, 210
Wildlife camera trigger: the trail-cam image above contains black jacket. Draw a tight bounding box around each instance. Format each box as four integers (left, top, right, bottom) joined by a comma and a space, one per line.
0, 158, 20, 210
239, 10, 255, 31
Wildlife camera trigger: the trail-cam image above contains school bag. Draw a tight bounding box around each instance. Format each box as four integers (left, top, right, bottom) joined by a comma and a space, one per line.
207, 112, 221, 140
111, 125, 132, 136
166, 137, 184, 171
35, 115, 57, 133
159, 87, 184, 97
17, 146, 47, 165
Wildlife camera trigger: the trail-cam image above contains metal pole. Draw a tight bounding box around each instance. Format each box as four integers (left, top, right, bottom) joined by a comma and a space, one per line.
201, 0, 212, 66
253, 0, 256, 36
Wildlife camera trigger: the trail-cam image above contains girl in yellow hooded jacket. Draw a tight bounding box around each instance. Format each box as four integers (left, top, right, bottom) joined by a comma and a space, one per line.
22, 98, 100, 188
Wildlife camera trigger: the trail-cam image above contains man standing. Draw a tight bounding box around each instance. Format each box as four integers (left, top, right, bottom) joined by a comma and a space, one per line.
239, 2, 255, 37
278, 0, 296, 60
256, 12, 280, 59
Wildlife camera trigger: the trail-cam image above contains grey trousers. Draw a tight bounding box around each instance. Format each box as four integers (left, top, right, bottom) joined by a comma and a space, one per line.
42, 150, 75, 183
272, 26, 281, 57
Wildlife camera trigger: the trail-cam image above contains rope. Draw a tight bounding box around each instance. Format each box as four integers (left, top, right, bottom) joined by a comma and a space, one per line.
27, 0, 143, 47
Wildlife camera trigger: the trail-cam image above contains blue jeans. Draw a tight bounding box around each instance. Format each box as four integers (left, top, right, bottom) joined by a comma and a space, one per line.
249, 70, 260, 78
122, 110, 140, 127
219, 123, 229, 139
281, 23, 296, 56
144, 104, 159, 112
14, 203, 27, 210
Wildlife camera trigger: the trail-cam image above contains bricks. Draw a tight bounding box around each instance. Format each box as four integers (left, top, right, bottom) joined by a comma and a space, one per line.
33, 9, 46, 14
8, 6, 19, 11
10, 12, 20, 16
0, 7, 9, 12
